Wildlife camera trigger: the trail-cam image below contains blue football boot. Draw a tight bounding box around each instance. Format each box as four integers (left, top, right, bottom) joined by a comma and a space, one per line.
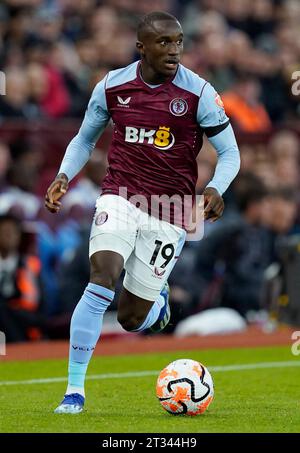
150, 282, 171, 333
54, 393, 85, 414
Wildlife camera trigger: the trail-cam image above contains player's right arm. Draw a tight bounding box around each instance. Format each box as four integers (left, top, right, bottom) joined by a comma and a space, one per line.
45, 76, 110, 214
197, 82, 240, 222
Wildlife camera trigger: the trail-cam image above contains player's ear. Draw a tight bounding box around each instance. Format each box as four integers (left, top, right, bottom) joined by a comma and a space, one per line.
136, 41, 144, 55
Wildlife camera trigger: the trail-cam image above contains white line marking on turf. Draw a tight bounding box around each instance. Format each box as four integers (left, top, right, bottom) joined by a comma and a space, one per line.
0, 360, 299, 386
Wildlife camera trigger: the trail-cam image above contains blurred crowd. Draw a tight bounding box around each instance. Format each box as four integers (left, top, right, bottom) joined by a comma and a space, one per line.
0, 0, 300, 341
0, 0, 300, 124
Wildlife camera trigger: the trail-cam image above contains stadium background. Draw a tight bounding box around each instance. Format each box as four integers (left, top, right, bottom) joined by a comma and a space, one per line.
1, 0, 300, 436
0, 0, 300, 344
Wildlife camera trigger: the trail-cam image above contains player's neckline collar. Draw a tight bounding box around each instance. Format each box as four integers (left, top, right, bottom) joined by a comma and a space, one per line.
136, 61, 178, 90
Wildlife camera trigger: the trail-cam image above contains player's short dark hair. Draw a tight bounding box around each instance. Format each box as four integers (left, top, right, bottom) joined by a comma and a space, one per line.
137, 11, 179, 40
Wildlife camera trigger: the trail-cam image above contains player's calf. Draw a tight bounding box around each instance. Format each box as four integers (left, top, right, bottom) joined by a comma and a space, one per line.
118, 283, 171, 333
117, 312, 148, 331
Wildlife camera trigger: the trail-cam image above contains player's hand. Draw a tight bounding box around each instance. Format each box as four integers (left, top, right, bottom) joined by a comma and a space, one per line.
202, 187, 224, 222
45, 173, 69, 214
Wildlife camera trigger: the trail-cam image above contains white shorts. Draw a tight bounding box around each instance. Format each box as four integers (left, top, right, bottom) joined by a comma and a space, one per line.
89, 194, 186, 301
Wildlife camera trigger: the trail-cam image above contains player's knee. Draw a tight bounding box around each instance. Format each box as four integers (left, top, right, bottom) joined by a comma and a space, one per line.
117, 312, 146, 332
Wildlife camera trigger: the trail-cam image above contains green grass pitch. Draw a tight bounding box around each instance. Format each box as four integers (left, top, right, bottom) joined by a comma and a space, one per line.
0, 345, 299, 433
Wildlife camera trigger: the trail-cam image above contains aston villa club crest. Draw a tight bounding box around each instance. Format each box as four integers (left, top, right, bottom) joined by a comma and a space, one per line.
169, 98, 188, 116
95, 211, 108, 226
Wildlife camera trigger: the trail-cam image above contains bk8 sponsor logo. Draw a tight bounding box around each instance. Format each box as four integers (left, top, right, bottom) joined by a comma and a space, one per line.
125, 126, 175, 150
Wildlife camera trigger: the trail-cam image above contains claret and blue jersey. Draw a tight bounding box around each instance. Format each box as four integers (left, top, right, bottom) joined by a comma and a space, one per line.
59, 60, 240, 209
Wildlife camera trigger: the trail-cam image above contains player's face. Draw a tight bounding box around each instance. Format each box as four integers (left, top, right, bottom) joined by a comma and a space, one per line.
138, 20, 183, 81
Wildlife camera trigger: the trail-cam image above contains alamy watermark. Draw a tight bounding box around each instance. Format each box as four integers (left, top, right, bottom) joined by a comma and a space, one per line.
291, 331, 300, 356
291, 71, 300, 96
0, 71, 6, 95
0, 331, 6, 355
94, 188, 205, 241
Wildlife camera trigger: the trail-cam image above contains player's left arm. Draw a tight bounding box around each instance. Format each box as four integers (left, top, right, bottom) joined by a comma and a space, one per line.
197, 82, 241, 222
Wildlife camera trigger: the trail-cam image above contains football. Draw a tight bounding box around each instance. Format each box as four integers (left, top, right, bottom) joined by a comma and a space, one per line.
156, 359, 214, 415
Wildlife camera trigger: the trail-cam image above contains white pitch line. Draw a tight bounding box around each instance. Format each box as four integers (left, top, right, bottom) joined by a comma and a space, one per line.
0, 360, 299, 386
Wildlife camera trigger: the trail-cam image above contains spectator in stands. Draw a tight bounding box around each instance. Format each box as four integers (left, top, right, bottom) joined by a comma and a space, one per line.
268, 130, 300, 189
0, 140, 42, 219
0, 0, 299, 126
0, 68, 32, 119
193, 173, 271, 317
238, 144, 256, 173
62, 149, 108, 217
27, 52, 71, 118
254, 157, 278, 190
274, 157, 300, 190
57, 225, 90, 316
0, 214, 43, 342
222, 73, 272, 133
269, 129, 299, 161
0, 141, 11, 193
262, 187, 299, 236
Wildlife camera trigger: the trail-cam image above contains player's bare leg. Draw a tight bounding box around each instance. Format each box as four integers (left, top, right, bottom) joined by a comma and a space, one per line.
90, 250, 124, 289
54, 250, 123, 414
118, 288, 154, 331
118, 283, 170, 334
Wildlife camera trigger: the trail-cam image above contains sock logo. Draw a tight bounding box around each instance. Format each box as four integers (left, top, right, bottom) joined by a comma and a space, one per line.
72, 345, 95, 352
